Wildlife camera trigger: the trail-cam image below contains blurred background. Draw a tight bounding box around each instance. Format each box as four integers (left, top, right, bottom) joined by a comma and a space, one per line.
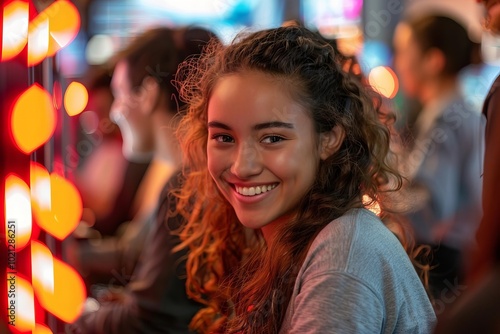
1, 0, 499, 333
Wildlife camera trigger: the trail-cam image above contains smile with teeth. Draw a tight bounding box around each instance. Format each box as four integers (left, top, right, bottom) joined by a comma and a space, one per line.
235, 184, 278, 196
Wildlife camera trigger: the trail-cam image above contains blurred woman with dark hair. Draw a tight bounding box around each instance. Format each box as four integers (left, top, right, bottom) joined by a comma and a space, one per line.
393, 15, 485, 306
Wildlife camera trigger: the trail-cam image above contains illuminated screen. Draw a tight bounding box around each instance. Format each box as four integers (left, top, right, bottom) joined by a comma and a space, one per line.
88, 0, 282, 45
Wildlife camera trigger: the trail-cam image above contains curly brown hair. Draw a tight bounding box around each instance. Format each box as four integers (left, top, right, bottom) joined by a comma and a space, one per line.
174, 26, 405, 333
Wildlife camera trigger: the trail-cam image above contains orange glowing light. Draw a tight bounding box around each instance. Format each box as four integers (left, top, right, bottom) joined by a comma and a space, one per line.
45, 0, 81, 57
31, 161, 52, 212
7, 274, 35, 332
11, 84, 56, 154
31, 240, 55, 296
368, 66, 399, 99
34, 324, 54, 334
1, 1, 29, 61
64, 82, 88, 116
31, 242, 86, 323
5, 174, 32, 251
31, 162, 82, 240
27, 14, 49, 67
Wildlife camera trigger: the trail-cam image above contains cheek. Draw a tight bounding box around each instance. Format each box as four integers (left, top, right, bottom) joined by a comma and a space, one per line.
397, 57, 423, 92
207, 146, 225, 178
267, 142, 319, 180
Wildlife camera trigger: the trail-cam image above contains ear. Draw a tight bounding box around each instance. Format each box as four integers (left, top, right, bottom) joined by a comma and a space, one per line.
138, 76, 160, 115
319, 125, 345, 160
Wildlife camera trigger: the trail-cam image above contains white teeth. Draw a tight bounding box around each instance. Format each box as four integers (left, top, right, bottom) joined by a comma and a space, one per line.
235, 184, 277, 196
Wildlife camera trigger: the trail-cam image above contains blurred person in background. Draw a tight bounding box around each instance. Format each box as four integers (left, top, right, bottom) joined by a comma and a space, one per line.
68, 26, 217, 334
75, 68, 150, 239
393, 14, 485, 307
434, 0, 500, 332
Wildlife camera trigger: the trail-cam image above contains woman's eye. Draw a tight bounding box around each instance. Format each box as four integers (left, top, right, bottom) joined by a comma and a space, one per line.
262, 135, 285, 144
213, 134, 234, 143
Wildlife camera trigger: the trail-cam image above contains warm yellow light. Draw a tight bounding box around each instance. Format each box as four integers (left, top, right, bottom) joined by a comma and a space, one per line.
5, 174, 32, 251
45, 0, 81, 57
33, 254, 86, 323
1, 1, 29, 61
7, 274, 35, 332
31, 240, 55, 296
31, 162, 52, 213
34, 323, 54, 334
363, 194, 381, 216
31, 162, 82, 240
64, 82, 88, 116
27, 14, 49, 67
368, 66, 399, 99
11, 84, 56, 154
49, 172, 82, 239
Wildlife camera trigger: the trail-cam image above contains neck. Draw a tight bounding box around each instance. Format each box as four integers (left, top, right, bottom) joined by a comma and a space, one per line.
419, 76, 459, 106
151, 110, 182, 168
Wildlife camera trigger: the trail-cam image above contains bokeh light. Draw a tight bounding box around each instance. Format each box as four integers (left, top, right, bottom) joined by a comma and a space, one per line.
31, 240, 55, 296
368, 66, 399, 99
31, 162, 82, 240
46, 0, 81, 57
27, 15, 50, 67
5, 174, 32, 251
64, 81, 88, 116
363, 194, 381, 216
85, 34, 114, 65
11, 84, 56, 154
1, 1, 29, 61
358, 40, 391, 73
7, 274, 35, 333
31, 241, 86, 323
34, 324, 54, 334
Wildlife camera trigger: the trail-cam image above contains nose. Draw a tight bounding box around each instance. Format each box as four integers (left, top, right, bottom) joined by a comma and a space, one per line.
230, 141, 262, 179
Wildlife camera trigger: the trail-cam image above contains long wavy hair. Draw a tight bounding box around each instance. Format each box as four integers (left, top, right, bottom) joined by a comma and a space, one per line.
174, 26, 405, 333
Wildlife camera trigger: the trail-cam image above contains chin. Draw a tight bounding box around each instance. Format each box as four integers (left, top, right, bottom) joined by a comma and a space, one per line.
237, 218, 264, 230
234, 212, 268, 230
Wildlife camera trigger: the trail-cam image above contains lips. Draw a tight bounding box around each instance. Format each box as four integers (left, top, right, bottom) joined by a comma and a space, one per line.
234, 183, 278, 196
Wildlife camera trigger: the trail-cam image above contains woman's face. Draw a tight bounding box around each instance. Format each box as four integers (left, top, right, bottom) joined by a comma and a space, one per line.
393, 23, 427, 99
110, 61, 154, 160
206, 70, 322, 239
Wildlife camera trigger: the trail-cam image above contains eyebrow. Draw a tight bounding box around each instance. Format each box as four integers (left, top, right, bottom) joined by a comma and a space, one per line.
207, 121, 295, 130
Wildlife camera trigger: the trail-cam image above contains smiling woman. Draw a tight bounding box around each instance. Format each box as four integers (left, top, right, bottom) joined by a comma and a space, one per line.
174, 26, 436, 333
206, 71, 332, 237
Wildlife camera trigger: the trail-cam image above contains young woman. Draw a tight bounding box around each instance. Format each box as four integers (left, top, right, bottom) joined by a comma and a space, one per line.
175, 26, 436, 333
393, 15, 484, 304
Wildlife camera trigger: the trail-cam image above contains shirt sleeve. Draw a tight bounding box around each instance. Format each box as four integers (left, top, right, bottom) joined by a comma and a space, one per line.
287, 271, 384, 334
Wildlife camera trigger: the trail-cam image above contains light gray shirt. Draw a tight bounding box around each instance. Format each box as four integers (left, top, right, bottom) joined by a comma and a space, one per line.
280, 208, 436, 333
